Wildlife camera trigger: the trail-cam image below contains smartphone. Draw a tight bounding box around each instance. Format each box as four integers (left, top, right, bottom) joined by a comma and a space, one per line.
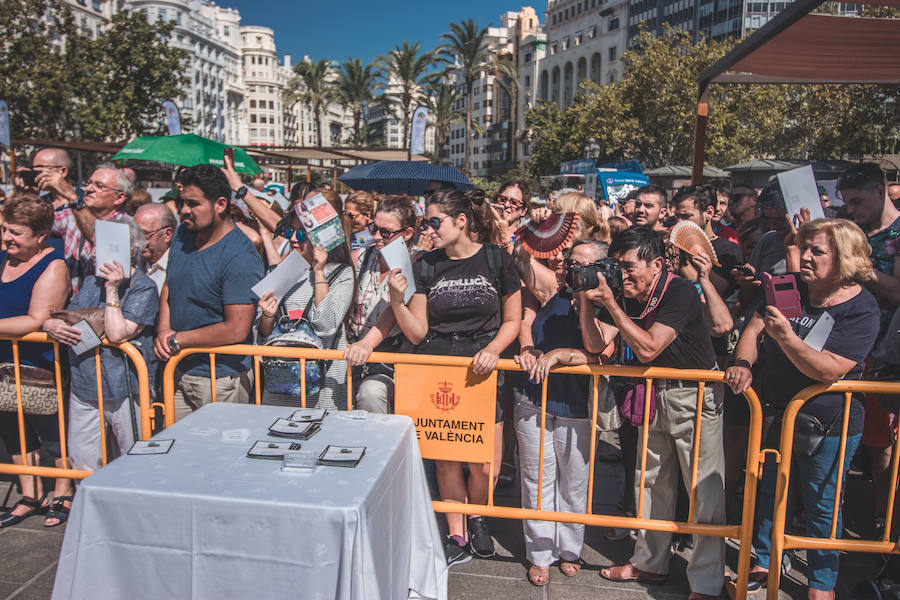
19, 169, 38, 188
223, 146, 235, 165
733, 265, 754, 276
763, 272, 803, 318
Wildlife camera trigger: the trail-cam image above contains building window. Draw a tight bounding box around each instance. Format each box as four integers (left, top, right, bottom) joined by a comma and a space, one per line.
524, 52, 532, 63
250, 114, 257, 123
609, 16, 620, 30
92, 0, 101, 10
158, 8, 166, 21
223, 25, 229, 36
524, 75, 531, 87
608, 46, 617, 61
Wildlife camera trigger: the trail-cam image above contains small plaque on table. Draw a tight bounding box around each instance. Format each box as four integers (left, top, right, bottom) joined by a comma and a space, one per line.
268, 418, 321, 439
247, 440, 302, 459
317, 445, 366, 468
128, 440, 174, 455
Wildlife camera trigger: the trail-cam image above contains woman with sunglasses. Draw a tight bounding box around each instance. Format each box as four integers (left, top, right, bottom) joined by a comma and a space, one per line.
389, 188, 522, 566
491, 181, 530, 252
257, 189, 355, 410
343, 195, 423, 413
343, 190, 376, 256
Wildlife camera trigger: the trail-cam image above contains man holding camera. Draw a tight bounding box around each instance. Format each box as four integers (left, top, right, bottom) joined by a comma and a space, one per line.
578, 226, 725, 600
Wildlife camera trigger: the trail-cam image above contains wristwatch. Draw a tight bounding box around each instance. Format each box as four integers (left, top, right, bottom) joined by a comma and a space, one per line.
168, 333, 181, 354
235, 185, 248, 199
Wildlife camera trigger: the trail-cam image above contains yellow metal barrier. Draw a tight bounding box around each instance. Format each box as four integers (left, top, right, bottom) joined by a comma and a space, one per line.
0, 332, 152, 481
766, 380, 900, 599
163, 345, 764, 598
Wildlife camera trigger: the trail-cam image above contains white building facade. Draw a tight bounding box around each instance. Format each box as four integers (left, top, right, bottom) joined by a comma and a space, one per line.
537, 0, 628, 109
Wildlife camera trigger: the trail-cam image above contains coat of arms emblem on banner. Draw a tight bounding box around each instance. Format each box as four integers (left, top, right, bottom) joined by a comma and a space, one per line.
430, 381, 460, 412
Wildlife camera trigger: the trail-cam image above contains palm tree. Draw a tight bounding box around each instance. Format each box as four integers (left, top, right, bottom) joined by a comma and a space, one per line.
336, 58, 377, 147
439, 19, 492, 174
376, 41, 436, 160
424, 82, 465, 165
287, 58, 335, 147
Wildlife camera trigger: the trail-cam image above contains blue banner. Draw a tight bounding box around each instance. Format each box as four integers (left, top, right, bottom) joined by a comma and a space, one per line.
162, 100, 181, 136
410, 106, 428, 155
0, 101, 9, 148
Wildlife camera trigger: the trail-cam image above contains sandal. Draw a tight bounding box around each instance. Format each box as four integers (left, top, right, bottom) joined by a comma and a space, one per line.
528, 564, 550, 587
43, 496, 74, 528
600, 562, 667, 585
560, 558, 583, 577
0, 496, 48, 528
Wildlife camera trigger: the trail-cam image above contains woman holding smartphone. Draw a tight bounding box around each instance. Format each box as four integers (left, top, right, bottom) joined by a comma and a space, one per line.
388, 188, 522, 566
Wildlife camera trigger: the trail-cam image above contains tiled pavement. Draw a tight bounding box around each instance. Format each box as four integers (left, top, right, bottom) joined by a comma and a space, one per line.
0, 433, 886, 600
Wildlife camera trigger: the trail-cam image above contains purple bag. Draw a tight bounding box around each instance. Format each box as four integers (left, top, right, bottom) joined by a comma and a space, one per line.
620, 380, 657, 427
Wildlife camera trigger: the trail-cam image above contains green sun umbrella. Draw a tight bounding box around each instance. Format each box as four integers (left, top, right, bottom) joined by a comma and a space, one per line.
112, 133, 263, 175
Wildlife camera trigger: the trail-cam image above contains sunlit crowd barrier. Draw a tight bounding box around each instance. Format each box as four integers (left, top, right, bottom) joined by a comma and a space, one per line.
5, 337, 895, 599
161, 345, 765, 598
765, 380, 900, 600
0, 332, 151, 481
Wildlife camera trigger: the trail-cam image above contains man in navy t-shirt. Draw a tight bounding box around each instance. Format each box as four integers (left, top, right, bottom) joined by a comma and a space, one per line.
154, 164, 264, 421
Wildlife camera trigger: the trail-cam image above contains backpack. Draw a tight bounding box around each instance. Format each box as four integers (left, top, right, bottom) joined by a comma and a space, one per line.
261, 264, 349, 400
419, 243, 507, 299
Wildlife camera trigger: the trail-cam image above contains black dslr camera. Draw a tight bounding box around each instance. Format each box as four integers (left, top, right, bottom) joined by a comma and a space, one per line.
566, 257, 623, 296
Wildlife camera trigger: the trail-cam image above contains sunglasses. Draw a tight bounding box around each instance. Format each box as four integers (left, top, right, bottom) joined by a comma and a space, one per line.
367, 222, 406, 239
493, 195, 523, 209
278, 226, 307, 244
423, 215, 451, 231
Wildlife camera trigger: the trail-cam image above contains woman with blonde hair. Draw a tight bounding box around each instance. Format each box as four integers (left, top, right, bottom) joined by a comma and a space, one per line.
516, 191, 611, 305
725, 218, 880, 599
343, 190, 377, 254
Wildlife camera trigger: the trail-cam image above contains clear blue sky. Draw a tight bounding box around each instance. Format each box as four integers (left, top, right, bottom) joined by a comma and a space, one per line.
225, 0, 542, 66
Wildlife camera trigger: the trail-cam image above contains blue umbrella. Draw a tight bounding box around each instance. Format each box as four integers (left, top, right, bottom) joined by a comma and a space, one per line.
338, 161, 473, 195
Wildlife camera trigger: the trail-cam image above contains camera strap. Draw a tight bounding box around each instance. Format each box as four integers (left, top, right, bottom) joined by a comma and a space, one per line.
631, 270, 676, 321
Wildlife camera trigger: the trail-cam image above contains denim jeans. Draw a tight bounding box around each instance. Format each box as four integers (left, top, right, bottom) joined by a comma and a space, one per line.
753, 432, 862, 591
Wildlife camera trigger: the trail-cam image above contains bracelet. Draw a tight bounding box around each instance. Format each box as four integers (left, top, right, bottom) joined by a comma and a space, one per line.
261, 311, 276, 319
106, 300, 121, 308
733, 358, 752, 369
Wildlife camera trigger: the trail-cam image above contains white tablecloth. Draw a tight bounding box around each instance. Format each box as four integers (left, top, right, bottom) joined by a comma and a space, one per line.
52, 403, 447, 600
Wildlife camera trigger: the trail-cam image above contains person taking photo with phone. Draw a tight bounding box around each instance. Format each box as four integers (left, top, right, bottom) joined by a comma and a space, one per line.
725, 218, 880, 599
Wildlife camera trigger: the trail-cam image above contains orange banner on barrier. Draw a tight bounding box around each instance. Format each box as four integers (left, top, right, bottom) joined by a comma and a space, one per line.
395, 364, 496, 463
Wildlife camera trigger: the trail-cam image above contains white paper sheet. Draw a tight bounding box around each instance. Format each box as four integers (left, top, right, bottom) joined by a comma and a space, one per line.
251, 251, 309, 302
380, 236, 416, 303
777, 165, 826, 221
247, 186, 289, 211
128, 439, 174, 455
69, 319, 102, 356
817, 179, 842, 207
95, 220, 131, 276
804, 311, 835, 352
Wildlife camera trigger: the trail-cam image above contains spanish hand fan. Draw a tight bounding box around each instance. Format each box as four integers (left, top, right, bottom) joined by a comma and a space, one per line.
669, 220, 720, 267
515, 212, 580, 258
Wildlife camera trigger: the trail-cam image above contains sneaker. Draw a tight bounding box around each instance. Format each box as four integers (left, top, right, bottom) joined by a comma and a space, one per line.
467, 516, 496, 558
444, 536, 472, 566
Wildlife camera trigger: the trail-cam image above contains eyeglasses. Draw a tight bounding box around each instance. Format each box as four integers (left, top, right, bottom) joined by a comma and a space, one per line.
278, 226, 307, 244
141, 226, 172, 239
493, 195, 523, 209
423, 215, 451, 231
344, 210, 361, 219
564, 259, 592, 269
84, 179, 123, 194
368, 222, 405, 239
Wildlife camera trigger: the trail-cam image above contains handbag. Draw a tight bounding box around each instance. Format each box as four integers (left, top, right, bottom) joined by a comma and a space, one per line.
619, 379, 657, 427
0, 363, 59, 415
50, 308, 105, 338
261, 265, 348, 401
793, 410, 840, 457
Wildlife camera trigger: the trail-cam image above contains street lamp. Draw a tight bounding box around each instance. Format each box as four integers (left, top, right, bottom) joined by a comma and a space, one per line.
584, 136, 600, 161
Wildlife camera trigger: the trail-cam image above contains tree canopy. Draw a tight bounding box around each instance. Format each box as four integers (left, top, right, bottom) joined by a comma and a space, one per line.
0, 0, 187, 142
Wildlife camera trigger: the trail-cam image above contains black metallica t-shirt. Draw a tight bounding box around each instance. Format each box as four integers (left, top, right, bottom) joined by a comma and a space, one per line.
413, 245, 521, 334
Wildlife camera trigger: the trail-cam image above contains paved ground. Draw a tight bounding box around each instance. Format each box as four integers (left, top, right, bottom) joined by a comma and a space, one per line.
0, 433, 887, 600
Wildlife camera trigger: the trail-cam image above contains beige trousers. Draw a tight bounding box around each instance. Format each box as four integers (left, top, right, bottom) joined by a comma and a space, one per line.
630, 380, 726, 596
172, 368, 253, 422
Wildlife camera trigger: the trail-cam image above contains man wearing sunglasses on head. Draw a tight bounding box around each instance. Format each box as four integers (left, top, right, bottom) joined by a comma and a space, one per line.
52, 165, 131, 290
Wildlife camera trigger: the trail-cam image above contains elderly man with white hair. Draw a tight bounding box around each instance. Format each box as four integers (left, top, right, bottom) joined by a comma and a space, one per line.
133, 203, 177, 293
52, 166, 132, 289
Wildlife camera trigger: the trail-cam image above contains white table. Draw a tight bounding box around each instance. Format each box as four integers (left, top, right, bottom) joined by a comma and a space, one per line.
52, 403, 447, 600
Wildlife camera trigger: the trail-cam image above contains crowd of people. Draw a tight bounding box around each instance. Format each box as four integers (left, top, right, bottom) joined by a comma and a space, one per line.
0, 147, 898, 600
